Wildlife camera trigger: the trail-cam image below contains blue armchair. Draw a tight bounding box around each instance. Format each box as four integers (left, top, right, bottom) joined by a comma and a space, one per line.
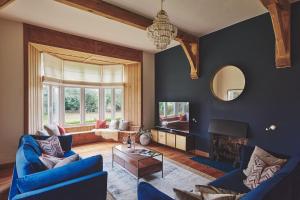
138, 146, 300, 200
9, 135, 108, 200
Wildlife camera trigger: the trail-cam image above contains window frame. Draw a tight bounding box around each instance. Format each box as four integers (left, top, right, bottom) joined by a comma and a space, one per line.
42, 83, 124, 127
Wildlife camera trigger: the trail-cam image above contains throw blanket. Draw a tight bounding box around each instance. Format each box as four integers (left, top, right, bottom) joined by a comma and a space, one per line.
93, 129, 119, 141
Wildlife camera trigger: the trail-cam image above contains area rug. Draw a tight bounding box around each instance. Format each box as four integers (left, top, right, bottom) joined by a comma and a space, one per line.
97, 150, 215, 200
191, 156, 237, 173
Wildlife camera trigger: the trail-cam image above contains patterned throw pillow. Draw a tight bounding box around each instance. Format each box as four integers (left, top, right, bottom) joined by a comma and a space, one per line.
37, 136, 64, 157
259, 165, 281, 183
243, 146, 287, 176
243, 155, 266, 189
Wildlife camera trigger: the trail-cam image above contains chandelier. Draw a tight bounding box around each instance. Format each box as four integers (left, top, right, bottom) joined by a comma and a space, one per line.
147, 0, 177, 50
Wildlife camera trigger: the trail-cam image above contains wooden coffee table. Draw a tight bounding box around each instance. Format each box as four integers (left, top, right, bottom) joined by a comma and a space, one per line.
112, 145, 163, 183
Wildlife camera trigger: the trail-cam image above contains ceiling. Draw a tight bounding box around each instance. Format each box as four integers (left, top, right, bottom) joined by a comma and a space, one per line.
0, 0, 284, 53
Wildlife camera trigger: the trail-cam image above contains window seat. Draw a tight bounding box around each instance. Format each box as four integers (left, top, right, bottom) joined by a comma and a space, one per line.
64, 124, 140, 146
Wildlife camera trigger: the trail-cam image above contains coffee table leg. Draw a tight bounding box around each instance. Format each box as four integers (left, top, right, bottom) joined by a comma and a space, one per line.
162, 154, 164, 178
112, 147, 114, 168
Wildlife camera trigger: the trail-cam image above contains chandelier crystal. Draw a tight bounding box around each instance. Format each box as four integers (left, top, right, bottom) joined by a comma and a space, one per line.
147, 0, 177, 50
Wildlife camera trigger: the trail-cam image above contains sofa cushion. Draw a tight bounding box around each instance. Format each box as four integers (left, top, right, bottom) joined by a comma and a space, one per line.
57, 125, 66, 135
39, 154, 64, 169
109, 120, 119, 129
36, 129, 50, 136
17, 155, 103, 193
259, 165, 281, 184
118, 120, 129, 131
44, 124, 61, 136
243, 155, 266, 189
54, 154, 80, 168
173, 188, 202, 200
33, 135, 73, 152
243, 146, 287, 176
96, 120, 106, 129
36, 136, 64, 157
20, 135, 42, 155
16, 144, 46, 177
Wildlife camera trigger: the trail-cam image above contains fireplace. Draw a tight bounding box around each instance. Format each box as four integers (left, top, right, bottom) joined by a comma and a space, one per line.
208, 119, 248, 167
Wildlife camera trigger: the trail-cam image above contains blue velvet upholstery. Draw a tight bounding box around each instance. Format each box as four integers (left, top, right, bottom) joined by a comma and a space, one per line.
9, 135, 107, 200
138, 182, 174, 200
137, 145, 300, 200
209, 169, 250, 193
16, 144, 46, 177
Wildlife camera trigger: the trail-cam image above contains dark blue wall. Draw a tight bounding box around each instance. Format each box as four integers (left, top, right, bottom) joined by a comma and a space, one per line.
155, 2, 300, 155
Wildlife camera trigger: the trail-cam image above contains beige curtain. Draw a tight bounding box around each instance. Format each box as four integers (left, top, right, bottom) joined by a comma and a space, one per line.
124, 63, 142, 130
28, 44, 43, 134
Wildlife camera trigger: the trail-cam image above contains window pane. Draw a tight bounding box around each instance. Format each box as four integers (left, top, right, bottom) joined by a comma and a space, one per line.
104, 89, 112, 121
42, 85, 49, 125
63, 61, 101, 83
114, 88, 123, 120
166, 102, 175, 116
64, 87, 81, 125
102, 65, 123, 83
52, 86, 60, 124
85, 88, 99, 123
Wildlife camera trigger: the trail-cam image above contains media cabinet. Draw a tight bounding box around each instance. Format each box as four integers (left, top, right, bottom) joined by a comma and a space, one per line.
150, 128, 195, 152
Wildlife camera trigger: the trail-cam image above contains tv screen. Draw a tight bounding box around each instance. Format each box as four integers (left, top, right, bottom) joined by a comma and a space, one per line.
159, 102, 189, 133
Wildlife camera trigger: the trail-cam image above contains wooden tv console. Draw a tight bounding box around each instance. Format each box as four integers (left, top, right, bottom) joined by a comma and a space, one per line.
150, 128, 195, 152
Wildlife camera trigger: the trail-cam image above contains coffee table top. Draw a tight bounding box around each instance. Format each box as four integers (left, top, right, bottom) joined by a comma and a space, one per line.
113, 145, 162, 161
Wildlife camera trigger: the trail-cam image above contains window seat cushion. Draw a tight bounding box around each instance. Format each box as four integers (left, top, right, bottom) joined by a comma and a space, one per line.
93, 129, 119, 141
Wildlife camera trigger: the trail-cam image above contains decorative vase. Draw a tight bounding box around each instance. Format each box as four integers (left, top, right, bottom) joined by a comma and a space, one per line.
139, 133, 151, 146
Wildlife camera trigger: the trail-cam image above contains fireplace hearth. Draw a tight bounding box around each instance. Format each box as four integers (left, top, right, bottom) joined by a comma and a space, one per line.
208, 119, 248, 167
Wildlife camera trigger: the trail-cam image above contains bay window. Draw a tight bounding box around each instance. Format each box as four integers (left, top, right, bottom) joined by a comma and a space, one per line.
41, 53, 124, 126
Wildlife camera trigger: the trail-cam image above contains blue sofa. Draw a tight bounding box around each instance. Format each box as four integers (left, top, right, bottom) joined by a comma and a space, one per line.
138, 146, 300, 200
9, 135, 108, 200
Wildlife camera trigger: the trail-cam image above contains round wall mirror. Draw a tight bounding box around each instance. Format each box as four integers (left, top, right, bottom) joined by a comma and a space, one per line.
211, 65, 245, 101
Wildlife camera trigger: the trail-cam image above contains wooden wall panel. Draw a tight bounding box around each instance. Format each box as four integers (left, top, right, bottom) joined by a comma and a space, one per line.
28, 45, 42, 134
124, 63, 142, 128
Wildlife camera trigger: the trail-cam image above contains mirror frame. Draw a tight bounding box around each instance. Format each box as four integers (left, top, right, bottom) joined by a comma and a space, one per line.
210, 65, 246, 102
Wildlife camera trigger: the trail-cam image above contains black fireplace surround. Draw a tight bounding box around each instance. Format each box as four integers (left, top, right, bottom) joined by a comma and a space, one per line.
208, 119, 248, 167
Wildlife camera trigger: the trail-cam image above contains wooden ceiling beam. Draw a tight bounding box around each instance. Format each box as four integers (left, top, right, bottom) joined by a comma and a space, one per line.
56, 0, 200, 79
260, 0, 291, 68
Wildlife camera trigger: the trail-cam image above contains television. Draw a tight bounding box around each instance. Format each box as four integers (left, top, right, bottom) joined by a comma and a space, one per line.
158, 102, 189, 133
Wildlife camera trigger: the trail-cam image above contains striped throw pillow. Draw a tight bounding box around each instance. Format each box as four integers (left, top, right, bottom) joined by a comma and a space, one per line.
37, 136, 64, 157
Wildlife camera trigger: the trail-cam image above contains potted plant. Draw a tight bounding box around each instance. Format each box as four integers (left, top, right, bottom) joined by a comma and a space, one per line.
138, 128, 152, 146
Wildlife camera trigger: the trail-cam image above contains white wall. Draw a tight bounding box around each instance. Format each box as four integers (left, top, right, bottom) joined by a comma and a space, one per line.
142, 52, 155, 130
0, 18, 24, 164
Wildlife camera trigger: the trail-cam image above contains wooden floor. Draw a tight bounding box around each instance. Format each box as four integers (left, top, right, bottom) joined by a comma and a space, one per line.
0, 142, 224, 199
72, 142, 224, 178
